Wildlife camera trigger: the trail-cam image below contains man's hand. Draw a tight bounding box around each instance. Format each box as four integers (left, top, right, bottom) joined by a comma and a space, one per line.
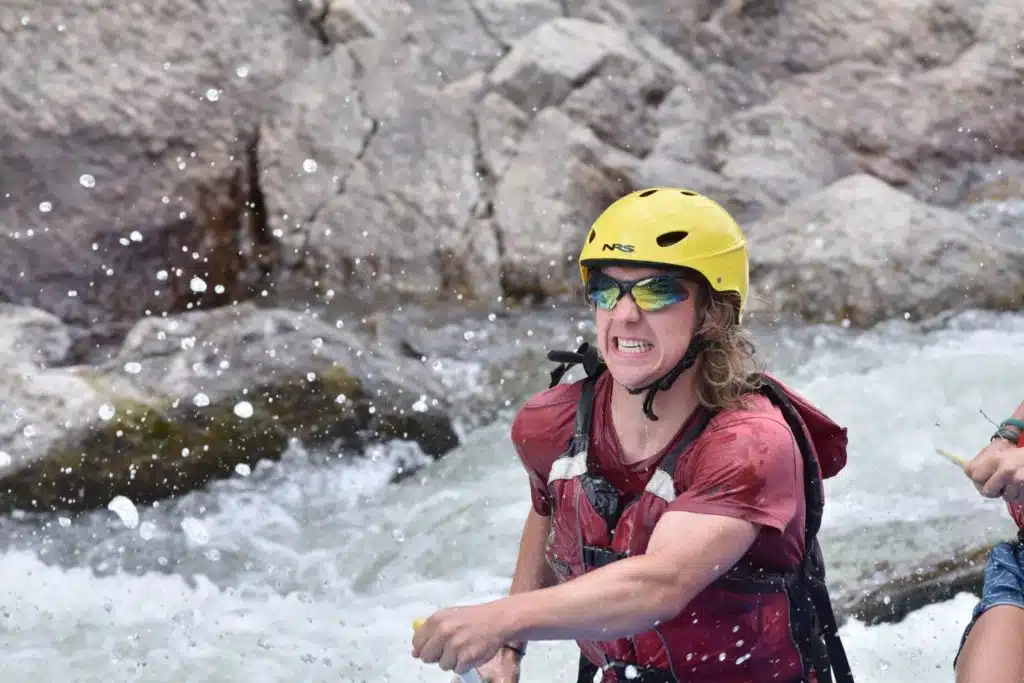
964, 437, 1024, 503
412, 603, 510, 675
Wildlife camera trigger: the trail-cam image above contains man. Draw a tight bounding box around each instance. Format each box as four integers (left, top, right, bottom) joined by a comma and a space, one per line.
411, 188, 855, 683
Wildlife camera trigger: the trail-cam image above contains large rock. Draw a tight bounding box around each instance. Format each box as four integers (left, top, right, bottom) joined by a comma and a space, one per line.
0, 0, 314, 333
3, 0, 1023, 332
0, 303, 458, 513
701, 0, 1024, 206
746, 174, 1024, 325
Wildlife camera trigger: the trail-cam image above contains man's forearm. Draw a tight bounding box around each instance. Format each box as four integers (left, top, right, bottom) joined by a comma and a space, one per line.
494, 510, 759, 646
499, 554, 685, 643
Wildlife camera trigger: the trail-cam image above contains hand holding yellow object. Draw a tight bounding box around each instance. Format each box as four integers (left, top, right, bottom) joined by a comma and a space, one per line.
412, 618, 485, 683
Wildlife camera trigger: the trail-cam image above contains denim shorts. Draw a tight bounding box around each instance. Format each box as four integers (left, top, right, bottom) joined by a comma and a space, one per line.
955, 540, 1024, 666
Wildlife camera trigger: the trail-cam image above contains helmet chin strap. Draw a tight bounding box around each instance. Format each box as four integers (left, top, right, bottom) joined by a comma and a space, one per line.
625, 338, 708, 421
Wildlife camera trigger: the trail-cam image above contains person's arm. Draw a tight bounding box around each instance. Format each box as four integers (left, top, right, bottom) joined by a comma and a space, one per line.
498, 415, 801, 643
500, 510, 758, 642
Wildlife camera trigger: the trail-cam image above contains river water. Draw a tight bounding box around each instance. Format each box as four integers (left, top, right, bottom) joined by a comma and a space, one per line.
2, 305, 1023, 683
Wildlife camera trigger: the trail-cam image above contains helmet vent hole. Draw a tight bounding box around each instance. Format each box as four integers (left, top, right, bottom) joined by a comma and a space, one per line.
588, 229, 596, 243
679, 190, 697, 196
638, 189, 658, 197
656, 231, 688, 247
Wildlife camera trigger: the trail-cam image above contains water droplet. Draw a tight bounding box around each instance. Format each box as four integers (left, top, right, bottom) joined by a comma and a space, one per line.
79, 174, 96, 188
236, 64, 250, 78
335, 394, 347, 404
130, 230, 143, 242
123, 361, 142, 375
180, 517, 210, 545
234, 463, 252, 477
302, 158, 318, 173
190, 276, 207, 293
214, 284, 225, 294
205, 88, 220, 102
98, 404, 116, 421
193, 392, 210, 407
39, 201, 52, 212
107, 495, 140, 529
58, 516, 71, 528
156, 270, 169, 281
0, 451, 11, 468
139, 521, 156, 541
233, 401, 254, 418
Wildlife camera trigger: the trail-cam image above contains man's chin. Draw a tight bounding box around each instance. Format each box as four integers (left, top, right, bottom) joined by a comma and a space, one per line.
610, 369, 659, 393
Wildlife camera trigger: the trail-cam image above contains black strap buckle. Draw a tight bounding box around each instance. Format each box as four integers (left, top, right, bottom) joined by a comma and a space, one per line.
548, 343, 605, 388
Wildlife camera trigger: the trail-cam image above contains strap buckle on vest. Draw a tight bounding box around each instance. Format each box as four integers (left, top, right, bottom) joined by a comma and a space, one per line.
548, 343, 605, 388
582, 545, 628, 570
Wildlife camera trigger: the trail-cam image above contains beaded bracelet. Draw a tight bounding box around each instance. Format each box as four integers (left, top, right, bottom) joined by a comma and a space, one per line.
993, 419, 1023, 445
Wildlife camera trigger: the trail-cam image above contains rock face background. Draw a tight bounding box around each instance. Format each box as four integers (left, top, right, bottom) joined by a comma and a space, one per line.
3, 0, 1022, 335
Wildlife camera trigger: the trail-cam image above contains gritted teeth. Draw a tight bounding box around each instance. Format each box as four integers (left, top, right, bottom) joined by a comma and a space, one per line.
615, 337, 654, 352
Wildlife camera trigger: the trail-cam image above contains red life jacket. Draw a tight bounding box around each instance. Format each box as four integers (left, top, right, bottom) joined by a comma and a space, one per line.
544, 344, 855, 683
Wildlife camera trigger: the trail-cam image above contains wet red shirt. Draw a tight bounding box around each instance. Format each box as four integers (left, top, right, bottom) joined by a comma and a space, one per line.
511, 372, 807, 570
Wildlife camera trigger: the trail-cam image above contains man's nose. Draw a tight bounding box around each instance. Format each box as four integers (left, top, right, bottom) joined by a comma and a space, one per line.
612, 294, 642, 322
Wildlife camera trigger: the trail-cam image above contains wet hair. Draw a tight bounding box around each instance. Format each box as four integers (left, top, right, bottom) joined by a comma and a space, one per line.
690, 285, 764, 412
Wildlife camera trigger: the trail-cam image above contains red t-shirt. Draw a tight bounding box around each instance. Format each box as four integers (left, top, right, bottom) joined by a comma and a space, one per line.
511, 372, 806, 570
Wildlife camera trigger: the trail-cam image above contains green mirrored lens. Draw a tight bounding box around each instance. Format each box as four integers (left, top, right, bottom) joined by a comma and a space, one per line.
631, 277, 688, 311
588, 286, 621, 310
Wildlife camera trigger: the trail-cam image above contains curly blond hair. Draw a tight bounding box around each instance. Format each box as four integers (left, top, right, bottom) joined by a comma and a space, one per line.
691, 287, 764, 412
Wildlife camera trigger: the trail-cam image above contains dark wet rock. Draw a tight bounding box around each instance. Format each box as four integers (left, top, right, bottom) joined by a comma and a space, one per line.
0, 303, 458, 513
836, 544, 992, 626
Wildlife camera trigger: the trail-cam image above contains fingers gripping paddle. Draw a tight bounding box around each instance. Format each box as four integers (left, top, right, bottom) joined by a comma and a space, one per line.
935, 447, 968, 469
412, 619, 485, 683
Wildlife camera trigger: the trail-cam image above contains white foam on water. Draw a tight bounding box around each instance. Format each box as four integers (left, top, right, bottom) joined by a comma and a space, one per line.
2, 311, 1023, 682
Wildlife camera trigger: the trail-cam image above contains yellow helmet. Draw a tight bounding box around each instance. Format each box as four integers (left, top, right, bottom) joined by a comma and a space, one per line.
578, 187, 749, 319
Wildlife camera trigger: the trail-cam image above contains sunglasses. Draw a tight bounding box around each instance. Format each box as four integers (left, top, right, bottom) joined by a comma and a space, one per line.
586, 273, 691, 312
